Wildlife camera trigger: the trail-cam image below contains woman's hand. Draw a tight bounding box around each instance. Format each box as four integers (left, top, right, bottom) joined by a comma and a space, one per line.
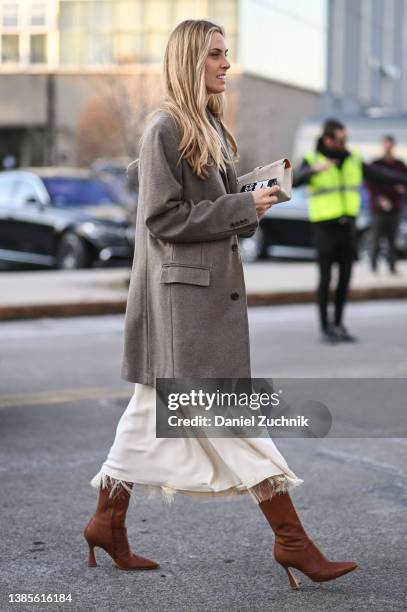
252, 185, 280, 220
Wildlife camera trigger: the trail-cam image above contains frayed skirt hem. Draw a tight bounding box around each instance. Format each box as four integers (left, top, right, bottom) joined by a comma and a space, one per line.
90, 471, 304, 506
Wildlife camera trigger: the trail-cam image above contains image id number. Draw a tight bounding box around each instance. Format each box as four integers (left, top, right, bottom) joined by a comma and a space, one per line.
9, 593, 72, 603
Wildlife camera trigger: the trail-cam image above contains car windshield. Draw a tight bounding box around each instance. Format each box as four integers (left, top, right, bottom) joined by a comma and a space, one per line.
42, 177, 122, 207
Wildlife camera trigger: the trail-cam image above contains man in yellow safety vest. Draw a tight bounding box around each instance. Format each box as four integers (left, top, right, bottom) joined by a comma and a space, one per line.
293, 118, 407, 343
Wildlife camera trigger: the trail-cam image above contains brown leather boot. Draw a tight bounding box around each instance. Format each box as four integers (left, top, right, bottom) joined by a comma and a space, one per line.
84, 482, 159, 570
259, 492, 357, 589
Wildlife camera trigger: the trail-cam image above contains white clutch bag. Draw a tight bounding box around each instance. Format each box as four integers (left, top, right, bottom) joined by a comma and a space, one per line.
237, 158, 293, 203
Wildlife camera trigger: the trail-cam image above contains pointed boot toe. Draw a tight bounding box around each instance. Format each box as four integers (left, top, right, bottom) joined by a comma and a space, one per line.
84, 483, 160, 571
306, 559, 358, 582
130, 553, 160, 570
259, 493, 358, 589
326, 560, 358, 580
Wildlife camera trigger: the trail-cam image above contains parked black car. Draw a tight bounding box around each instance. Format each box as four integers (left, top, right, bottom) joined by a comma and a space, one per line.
0, 168, 135, 269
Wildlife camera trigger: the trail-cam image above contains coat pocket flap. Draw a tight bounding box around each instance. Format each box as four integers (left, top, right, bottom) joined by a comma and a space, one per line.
160, 264, 210, 286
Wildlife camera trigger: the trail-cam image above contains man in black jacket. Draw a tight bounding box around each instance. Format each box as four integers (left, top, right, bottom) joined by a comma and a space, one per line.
365, 135, 407, 274
294, 118, 407, 344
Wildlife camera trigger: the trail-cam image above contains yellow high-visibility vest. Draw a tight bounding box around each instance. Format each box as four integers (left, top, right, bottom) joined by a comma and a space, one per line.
304, 150, 363, 222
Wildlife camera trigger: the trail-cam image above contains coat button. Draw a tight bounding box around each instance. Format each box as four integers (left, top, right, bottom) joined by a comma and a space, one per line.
232, 244, 238, 252
231, 292, 239, 300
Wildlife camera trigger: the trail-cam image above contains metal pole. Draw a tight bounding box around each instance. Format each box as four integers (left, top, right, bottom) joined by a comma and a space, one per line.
46, 72, 56, 165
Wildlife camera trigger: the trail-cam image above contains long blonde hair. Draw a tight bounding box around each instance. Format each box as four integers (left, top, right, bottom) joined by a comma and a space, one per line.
160, 19, 238, 179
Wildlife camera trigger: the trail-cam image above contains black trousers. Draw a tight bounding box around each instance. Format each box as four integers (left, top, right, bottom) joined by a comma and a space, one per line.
370, 210, 400, 272
312, 221, 357, 330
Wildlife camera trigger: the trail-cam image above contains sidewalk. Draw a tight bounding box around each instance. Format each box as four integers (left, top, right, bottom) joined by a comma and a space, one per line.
0, 260, 406, 320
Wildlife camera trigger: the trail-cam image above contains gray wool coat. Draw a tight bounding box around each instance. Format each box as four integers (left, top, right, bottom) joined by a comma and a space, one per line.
120, 109, 259, 386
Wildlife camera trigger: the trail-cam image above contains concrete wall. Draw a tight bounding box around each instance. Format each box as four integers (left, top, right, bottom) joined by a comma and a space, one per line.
0, 75, 47, 126
235, 74, 321, 174
0, 70, 321, 171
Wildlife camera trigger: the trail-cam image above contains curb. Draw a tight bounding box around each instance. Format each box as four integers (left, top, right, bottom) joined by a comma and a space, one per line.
1, 286, 407, 321
247, 285, 407, 306
0, 301, 127, 321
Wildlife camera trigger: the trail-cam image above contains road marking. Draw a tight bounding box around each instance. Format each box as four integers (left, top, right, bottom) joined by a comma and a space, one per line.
316, 447, 406, 479
0, 387, 133, 409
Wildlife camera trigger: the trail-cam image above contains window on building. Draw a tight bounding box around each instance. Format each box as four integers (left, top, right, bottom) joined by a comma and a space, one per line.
59, 1, 83, 64
113, 0, 142, 27
144, 0, 172, 27
112, 0, 143, 62
144, 30, 168, 63
30, 33, 47, 63
208, 0, 237, 25
31, 2, 47, 27
2, 2, 19, 27
208, 0, 237, 62
174, 0, 200, 23
1, 34, 19, 63
59, 0, 113, 64
86, 33, 112, 64
113, 33, 143, 64
57, 0, 236, 66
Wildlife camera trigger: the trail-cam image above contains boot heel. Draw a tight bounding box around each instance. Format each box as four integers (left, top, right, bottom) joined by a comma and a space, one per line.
282, 565, 300, 590
87, 544, 97, 567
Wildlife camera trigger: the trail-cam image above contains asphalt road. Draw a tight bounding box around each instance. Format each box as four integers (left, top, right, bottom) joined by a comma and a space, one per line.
1, 301, 406, 611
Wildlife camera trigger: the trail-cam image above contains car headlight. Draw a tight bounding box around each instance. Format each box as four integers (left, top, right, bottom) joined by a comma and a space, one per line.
80, 221, 127, 239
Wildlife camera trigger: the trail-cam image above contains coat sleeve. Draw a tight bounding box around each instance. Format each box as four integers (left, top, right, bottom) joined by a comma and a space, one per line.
362, 161, 407, 186
292, 159, 317, 187
140, 117, 259, 243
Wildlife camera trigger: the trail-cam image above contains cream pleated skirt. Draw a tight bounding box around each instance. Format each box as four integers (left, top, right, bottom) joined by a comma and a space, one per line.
91, 383, 303, 504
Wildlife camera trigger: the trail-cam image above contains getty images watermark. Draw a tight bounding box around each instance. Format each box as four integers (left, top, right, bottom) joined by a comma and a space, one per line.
155, 378, 407, 439
166, 387, 308, 427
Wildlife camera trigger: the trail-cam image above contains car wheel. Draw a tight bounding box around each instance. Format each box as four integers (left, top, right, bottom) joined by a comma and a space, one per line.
239, 228, 267, 263
56, 232, 92, 269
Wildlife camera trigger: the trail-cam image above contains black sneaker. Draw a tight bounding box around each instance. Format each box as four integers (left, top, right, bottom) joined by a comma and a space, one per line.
333, 324, 357, 343
321, 326, 339, 344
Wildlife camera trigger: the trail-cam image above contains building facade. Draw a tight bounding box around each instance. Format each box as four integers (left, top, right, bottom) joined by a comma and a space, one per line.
0, 0, 322, 171
325, 0, 407, 116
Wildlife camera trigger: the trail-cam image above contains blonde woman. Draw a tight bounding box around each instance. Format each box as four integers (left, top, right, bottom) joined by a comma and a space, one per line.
84, 20, 357, 589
